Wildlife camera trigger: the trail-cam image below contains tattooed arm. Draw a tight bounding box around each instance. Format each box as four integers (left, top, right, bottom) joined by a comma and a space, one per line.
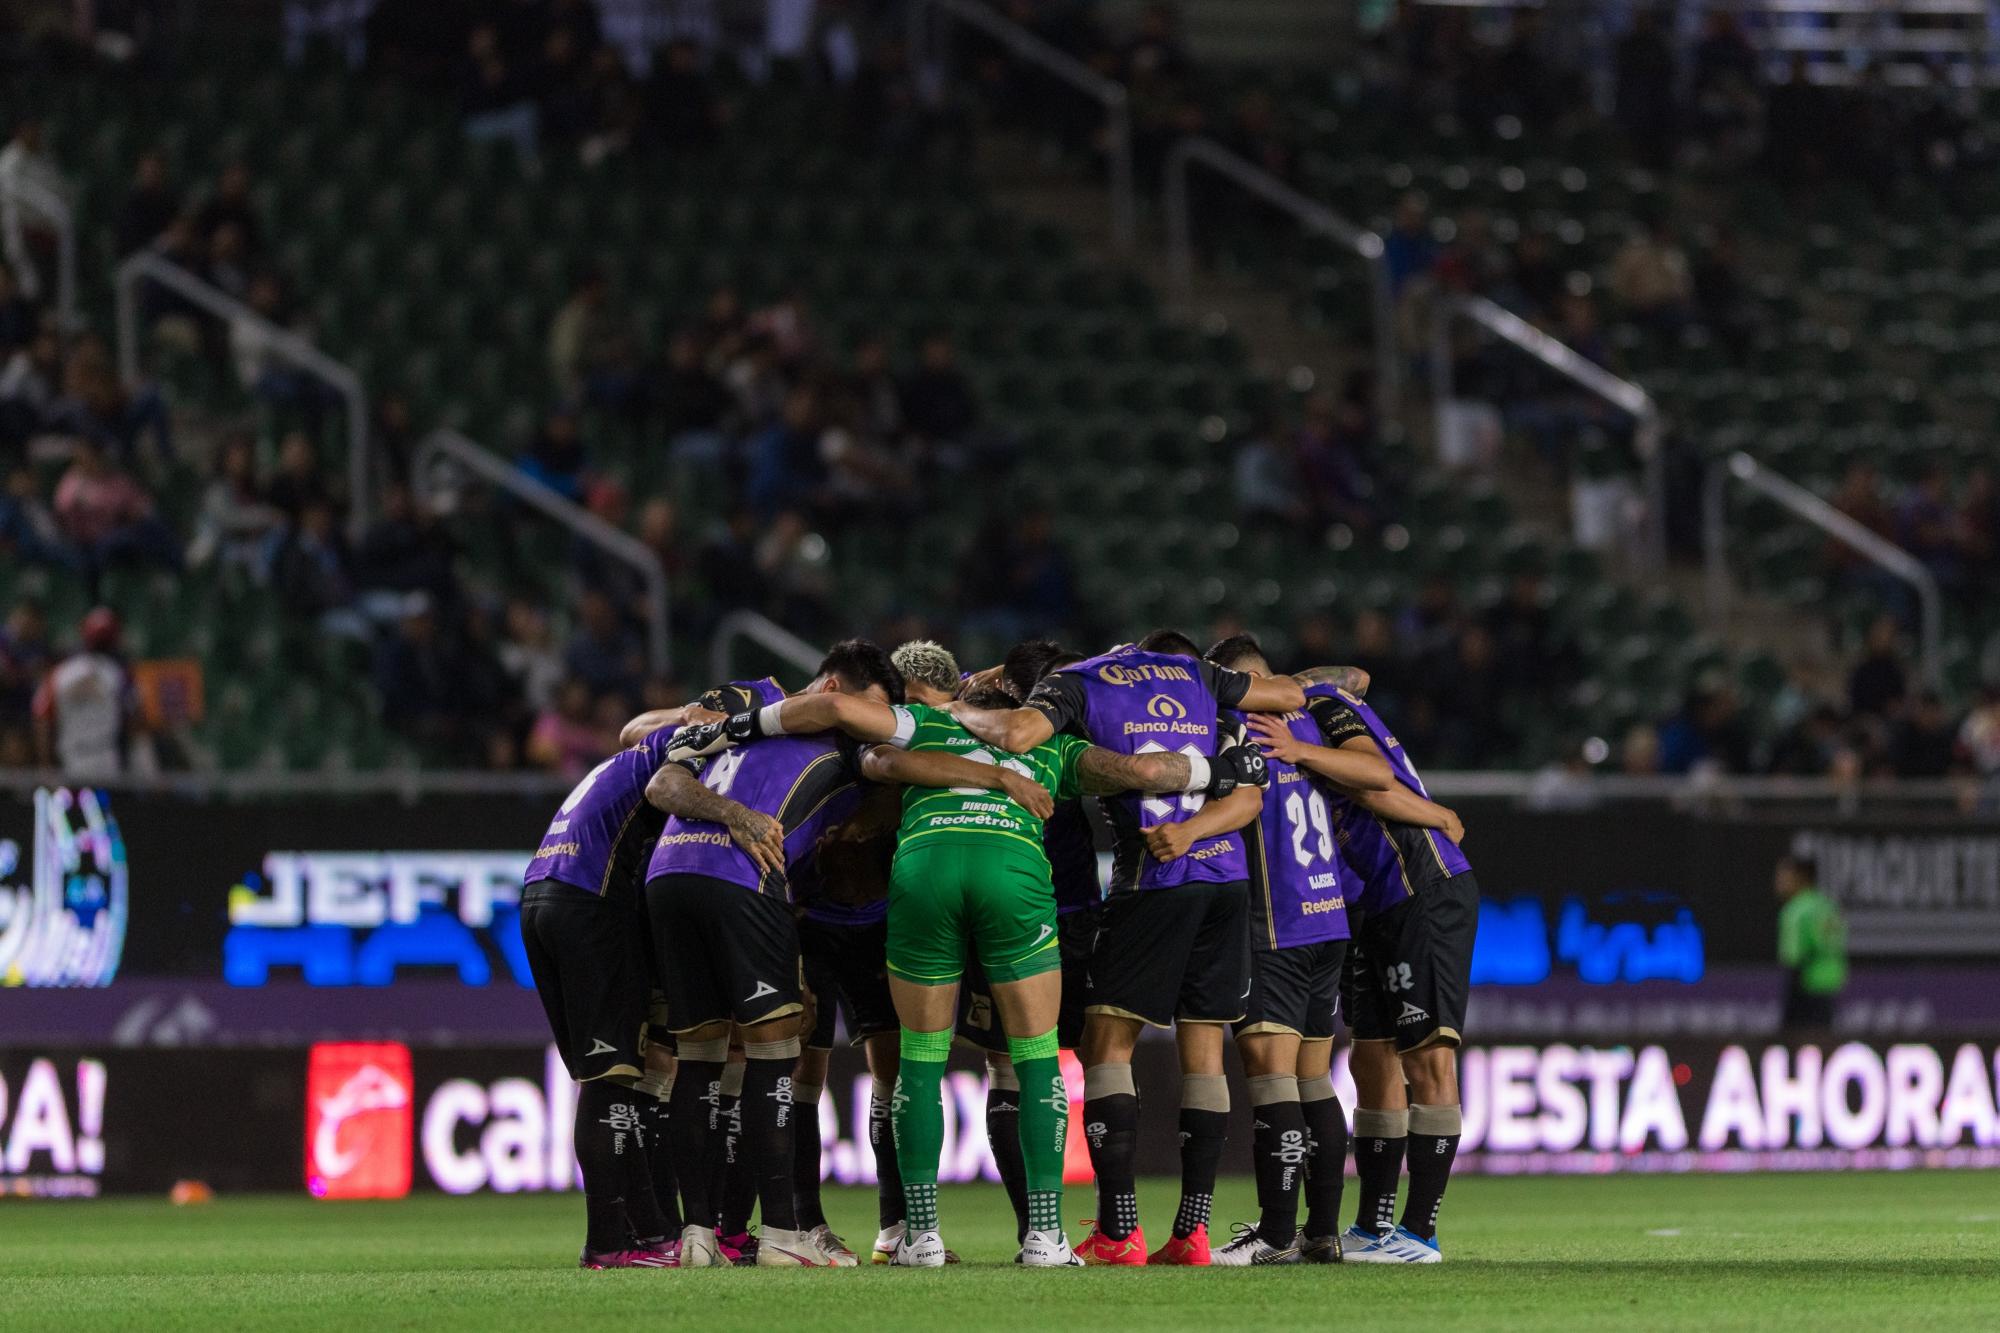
1291, 664, 1371, 697
643, 764, 787, 877
1076, 745, 1195, 795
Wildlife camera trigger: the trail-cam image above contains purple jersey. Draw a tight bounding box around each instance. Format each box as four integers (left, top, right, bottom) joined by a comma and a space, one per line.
1227, 712, 1354, 949
525, 726, 676, 906
790, 785, 896, 927
1304, 684, 1471, 914
1026, 646, 1252, 892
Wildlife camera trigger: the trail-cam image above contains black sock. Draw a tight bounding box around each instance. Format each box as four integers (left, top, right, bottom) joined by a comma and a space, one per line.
1352, 1110, 1407, 1238
869, 1077, 904, 1230
792, 1080, 826, 1231
667, 1061, 722, 1230
986, 1084, 1030, 1243
1083, 1074, 1140, 1241
739, 1057, 799, 1233
1401, 1105, 1461, 1240
1299, 1086, 1349, 1241
718, 1094, 755, 1236
638, 1093, 681, 1234
574, 1080, 638, 1253
1174, 1107, 1228, 1238
1248, 1078, 1306, 1247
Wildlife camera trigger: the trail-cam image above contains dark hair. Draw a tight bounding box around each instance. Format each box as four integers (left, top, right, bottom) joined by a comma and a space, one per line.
963, 684, 1017, 711
1205, 632, 1267, 673
1780, 852, 1817, 883
1137, 628, 1202, 659
1001, 638, 1069, 701
817, 638, 904, 704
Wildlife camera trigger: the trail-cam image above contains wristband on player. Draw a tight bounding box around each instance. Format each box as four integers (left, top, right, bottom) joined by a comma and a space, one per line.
664, 718, 736, 765
1209, 744, 1267, 795
1181, 754, 1213, 793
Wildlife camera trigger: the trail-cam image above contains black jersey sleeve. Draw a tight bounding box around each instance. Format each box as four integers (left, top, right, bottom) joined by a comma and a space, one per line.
1306, 695, 1373, 747
1199, 660, 1253, 710
1024, 671, 1090, 736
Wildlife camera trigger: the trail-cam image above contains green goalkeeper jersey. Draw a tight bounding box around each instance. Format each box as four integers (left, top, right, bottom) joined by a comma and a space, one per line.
889, 703, 1089, 857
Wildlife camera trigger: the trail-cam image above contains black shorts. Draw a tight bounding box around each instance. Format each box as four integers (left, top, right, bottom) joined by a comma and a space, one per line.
800, 916, 897, 1049
1342, 871, 1478, 1053
647, 873, 803, 1034
1236, 937, 1347, 1041
1086, 880, 1251, 1028
522, 882, 650, 1082
956, 907, 1098, 1053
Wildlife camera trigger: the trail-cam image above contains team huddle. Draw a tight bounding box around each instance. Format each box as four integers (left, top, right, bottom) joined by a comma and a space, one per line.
518, 630, 1478, 1270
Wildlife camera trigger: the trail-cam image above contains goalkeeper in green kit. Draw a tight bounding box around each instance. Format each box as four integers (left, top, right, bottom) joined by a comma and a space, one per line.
676, 641, 1267, 1268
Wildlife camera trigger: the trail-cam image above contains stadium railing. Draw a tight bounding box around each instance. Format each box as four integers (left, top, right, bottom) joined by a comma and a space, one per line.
1430, 291, 1669, 571
908, 0, 1136, 253
1161, 136, 1400, 430
1703, 448, 1944, 688
411, 428, 672, 679
113, 250, 373, 533
708, 609, 825, 686
1, 171, 77, 335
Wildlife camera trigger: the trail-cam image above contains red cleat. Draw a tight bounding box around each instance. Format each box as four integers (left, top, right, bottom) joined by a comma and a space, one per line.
1073, 1221, 1148, 1266
1148, 1224, 1211, 1266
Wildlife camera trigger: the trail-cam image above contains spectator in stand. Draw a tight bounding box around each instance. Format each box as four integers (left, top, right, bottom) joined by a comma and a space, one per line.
0, 599, 52, 754
459, 22, 541, 168
353, 481, 458, 613
1232, 416, 1305, 529
1485, 569, 1573, 700
564, 587, 642, 701
1434, 210, 1506, 297
266, 430, 335, 519
195, 162, 262, 256
1382, 192, 1437, 297
547, 268, 640, 414
650, 328, 733, 466
645, 37, 726, 152
499, 597, 565, 716
265, 498, 370, 641
1294, 388, 1376, 533
0, 327, 60, 449
52, 439, 181, 592
746, 384, 827, 520
1847, 614, 1908, 719
0, 465, 70, 569
1770, 703, 1846, 776
186, 431, 283, 575
1959, 465, 1999, 585
1608, 216, 1693, 332
1657, 679, 1752, 774
48, 334, 175, 464
203, 221, 253, 303
31, 607, 138, 778
898, 330, 978, 447
1428, 624, 1511, 765
1957, 685, 2000, 779
518, 408, 587, 503
1505, 229, 1565, 318
369, 389, 417, 483
0, 118, 68, 304
1893, 690, 1958, 778
1692, 12, 1765, 167
116, 150, 181, 256
526, 676, 609, 778
956, 505, 1074, 646
1895, 461, 1961, 595
844, 333, 903, 443
233, 271, 336, 434
374, 591, 470, 752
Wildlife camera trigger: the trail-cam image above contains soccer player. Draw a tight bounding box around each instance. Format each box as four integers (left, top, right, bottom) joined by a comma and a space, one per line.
692, 642, 1262, 1267
522, 698, 721, 1269
1260, 669, 1473, 1264
642, 641, 904, 1268
953, 631, 1305, 1265
1200, 636, 1403, 1264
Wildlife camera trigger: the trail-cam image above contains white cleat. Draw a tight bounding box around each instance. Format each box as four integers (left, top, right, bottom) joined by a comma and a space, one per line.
756, 1227, 838, 1267
1344, 1225, 1441, 1264
891, 1228, 947, 1268
1019, 1228, 1084, 1267
807, 1224, 859, 1267
1211, 1224, 1300, 1266
871, 1222, 904, 1265
679, 1224, 721, 1268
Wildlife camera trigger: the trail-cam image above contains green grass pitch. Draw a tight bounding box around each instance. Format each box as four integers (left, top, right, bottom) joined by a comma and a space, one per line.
5, 1173, 1996, 1331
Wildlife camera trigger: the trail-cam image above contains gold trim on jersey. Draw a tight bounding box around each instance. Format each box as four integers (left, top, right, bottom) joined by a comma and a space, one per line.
1372, 812, 1420, 898
598, 797, 647, 896
1406, 1025, 1462, 1052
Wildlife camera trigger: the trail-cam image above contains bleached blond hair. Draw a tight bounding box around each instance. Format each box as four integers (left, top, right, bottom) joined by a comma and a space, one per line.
891, 640, 962, 696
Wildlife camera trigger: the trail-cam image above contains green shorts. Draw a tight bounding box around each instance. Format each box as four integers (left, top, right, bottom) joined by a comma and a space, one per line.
886, 836, 1061, 986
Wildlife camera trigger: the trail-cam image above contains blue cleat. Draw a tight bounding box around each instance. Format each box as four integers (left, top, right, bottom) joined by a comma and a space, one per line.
1345, 1225, 1441, 1264
1340, 1225, 1392, 1261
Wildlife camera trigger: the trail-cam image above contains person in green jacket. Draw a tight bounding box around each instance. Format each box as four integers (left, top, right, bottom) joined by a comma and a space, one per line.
1775, 853, 1846, 1032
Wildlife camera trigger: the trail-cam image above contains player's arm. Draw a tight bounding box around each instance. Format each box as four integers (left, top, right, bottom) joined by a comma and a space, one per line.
643, 763, 787, 877
1292, 664, 1371, 697
758, 691, 907, 743
859, 746, 1054, 819
1074, 742, 1267, 798
618, 703, 725, 748
1245, 713, 1394, 791
951, 701, 1054, 753
1347, 783, 1464, 844
1142, 784, 1264, 863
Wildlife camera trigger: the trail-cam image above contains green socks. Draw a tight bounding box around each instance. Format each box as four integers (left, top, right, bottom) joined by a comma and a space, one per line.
1009, 1029, 1066, 1233
893, 1026, 954, 1233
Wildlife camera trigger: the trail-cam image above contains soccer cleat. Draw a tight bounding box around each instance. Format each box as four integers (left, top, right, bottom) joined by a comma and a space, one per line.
1295, 1232, 1343, 1264
1073, 1221, 1148, 1266
1147, 1223, 1211, 1266
1346, 1225, 1440, 1264
890, 1228, 947, 1268
580, 1246, 676, 1269
720, 1231, 756, 1266
807, 1224, 858, 1267
871, 1223, 903, 1264
678, 1225, 721, 1268
757, 1227, 840, 1267
1338, 1225, 1389, 1261
1019, 1229, 1083, 1267
1211, 1224, 1301, 1267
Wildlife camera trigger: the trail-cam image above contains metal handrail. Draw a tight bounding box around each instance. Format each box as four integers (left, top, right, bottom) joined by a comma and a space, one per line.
708, 610, 824, 686
114, 250, 372, 532
1703, 449, 1943, 688
0, 173, 77, 333
1163, 136, 1399, 426
1431, 291, 1668, 567
909, 0, 1134, 252
412, 428, 671, 678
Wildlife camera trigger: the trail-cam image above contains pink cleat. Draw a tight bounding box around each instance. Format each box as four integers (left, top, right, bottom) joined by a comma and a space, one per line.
580, 1246, 677, 1269
719, 1232, 756, 1266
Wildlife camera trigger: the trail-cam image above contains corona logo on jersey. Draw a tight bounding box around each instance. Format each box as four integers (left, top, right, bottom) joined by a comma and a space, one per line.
306, 1042, 414, 1199
225, 852, 534, 986
0, 787, 129, 989
1144, 693, 1187, 720
1095, 662, 1193, 687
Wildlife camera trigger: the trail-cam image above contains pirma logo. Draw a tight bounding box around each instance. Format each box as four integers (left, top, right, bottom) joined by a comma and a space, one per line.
306, 1042, 413, 1199
1145, 694, 1188, 721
